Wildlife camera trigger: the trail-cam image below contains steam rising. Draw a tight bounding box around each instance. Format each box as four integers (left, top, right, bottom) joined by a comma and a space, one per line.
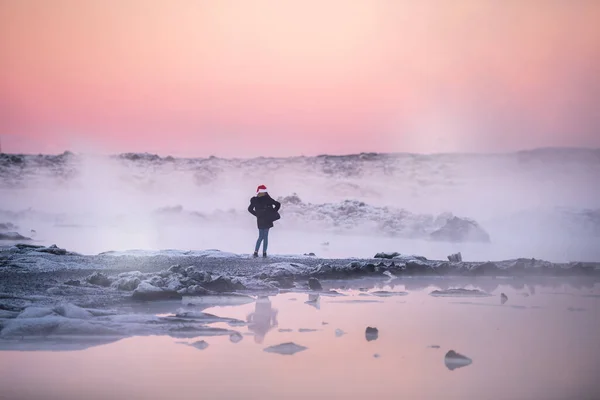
0, 149, 599, 261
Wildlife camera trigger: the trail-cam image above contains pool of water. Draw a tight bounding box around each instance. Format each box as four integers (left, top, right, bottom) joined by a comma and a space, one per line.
1, 280, 599, 400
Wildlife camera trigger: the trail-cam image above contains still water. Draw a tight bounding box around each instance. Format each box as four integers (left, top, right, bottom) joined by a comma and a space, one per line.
1, 280, 599, 400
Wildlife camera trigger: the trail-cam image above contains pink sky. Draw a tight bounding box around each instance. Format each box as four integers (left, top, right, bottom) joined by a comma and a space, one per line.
1, 0, 599, 157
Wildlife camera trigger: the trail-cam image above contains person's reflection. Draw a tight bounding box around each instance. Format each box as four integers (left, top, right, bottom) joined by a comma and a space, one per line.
247, 296, 278, 344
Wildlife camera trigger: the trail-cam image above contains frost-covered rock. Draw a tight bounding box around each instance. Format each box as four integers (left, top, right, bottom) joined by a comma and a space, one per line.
17, 307, 56, 319
54, 303, 93, 319
86, 272, 112, 287
111, 277, 141, 291
132, 282, 182, 301
430, 217, 491, 243
448, 252, 463, 262
201, 276, 245, 292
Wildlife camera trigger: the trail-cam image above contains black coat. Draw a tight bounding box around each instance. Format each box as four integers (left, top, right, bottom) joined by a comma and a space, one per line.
248, 194, 281, 229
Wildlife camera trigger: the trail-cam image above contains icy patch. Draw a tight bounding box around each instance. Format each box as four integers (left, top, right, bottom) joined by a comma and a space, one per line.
183, 294, 255, 306
263, 342, 308, 355
330, 299, 383, 304
430, 288, 491, 298
370, 291, 408, 297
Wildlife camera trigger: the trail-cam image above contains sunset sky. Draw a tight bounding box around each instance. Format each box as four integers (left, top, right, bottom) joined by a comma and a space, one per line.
1, 0, 599, 157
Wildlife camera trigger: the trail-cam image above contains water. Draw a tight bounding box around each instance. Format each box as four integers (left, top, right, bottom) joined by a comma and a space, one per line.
1, 281, 599, 400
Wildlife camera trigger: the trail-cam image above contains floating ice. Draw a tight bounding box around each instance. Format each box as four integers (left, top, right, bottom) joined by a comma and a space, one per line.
430, 289, 491, 298
298, 328, 318, 333
188, 340, 209, 350
335, 329, 346, 337
263, 342, 307, 355
370, 291, 408, 297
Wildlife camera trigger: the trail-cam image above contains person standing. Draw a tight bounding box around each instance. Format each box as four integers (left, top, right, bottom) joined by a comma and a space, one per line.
248, 185, 281, 258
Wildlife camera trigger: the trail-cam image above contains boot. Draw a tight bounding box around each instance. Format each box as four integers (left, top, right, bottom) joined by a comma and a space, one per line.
262, 252, 267, 258
253, 251, 259, 258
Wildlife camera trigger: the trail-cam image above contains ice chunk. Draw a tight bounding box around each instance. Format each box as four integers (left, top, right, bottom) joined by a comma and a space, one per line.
86, 272, 111, 287
278, 329, 293, 333
54, 303, 93, 319
17, 307, 56, 319
501, 293, 508, 305
111, 277, 141, 291
0, 310, 18, 318
183, 294, 255, 306
365, 327, 379, 341
430, 289, 491, 297
229, 332, 243, 343
298, 328, 318, 333
1, 316, 122, 338
132, 282, 181, 301
188, 340, 209, 350
264, 342, 307, 355
370, 291, 408, 297
335, 329, 346, 337
444, 350, 473, 370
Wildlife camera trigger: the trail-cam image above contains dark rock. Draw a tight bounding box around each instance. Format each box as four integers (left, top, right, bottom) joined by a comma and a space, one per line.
86, 272, 111, 287
308, 277, 323, 291
374, 252, 400, 259
430, 217, 491, 243
0, 232, 32, 241
360, 263, 376, 273
37, 244, 68, 255
444, 350, 472, 370
270, 277, 295, 289
365, 327, 379, 341
448, 252, 462, 262
303, 253, 316, 257
201, 276, 245, 292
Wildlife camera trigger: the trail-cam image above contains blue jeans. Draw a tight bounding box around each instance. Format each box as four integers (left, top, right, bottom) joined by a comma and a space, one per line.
255, 228, 269, 253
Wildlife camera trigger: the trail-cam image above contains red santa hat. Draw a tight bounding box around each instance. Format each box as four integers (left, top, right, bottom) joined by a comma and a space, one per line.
256, 185, 268, 194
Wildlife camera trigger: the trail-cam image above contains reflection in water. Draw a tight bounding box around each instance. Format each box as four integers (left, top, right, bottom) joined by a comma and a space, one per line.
246, 296, 278, 344
0, 281, 599, 399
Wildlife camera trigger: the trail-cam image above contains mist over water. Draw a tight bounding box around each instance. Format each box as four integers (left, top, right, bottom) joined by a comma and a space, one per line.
1, 148, 599, 261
